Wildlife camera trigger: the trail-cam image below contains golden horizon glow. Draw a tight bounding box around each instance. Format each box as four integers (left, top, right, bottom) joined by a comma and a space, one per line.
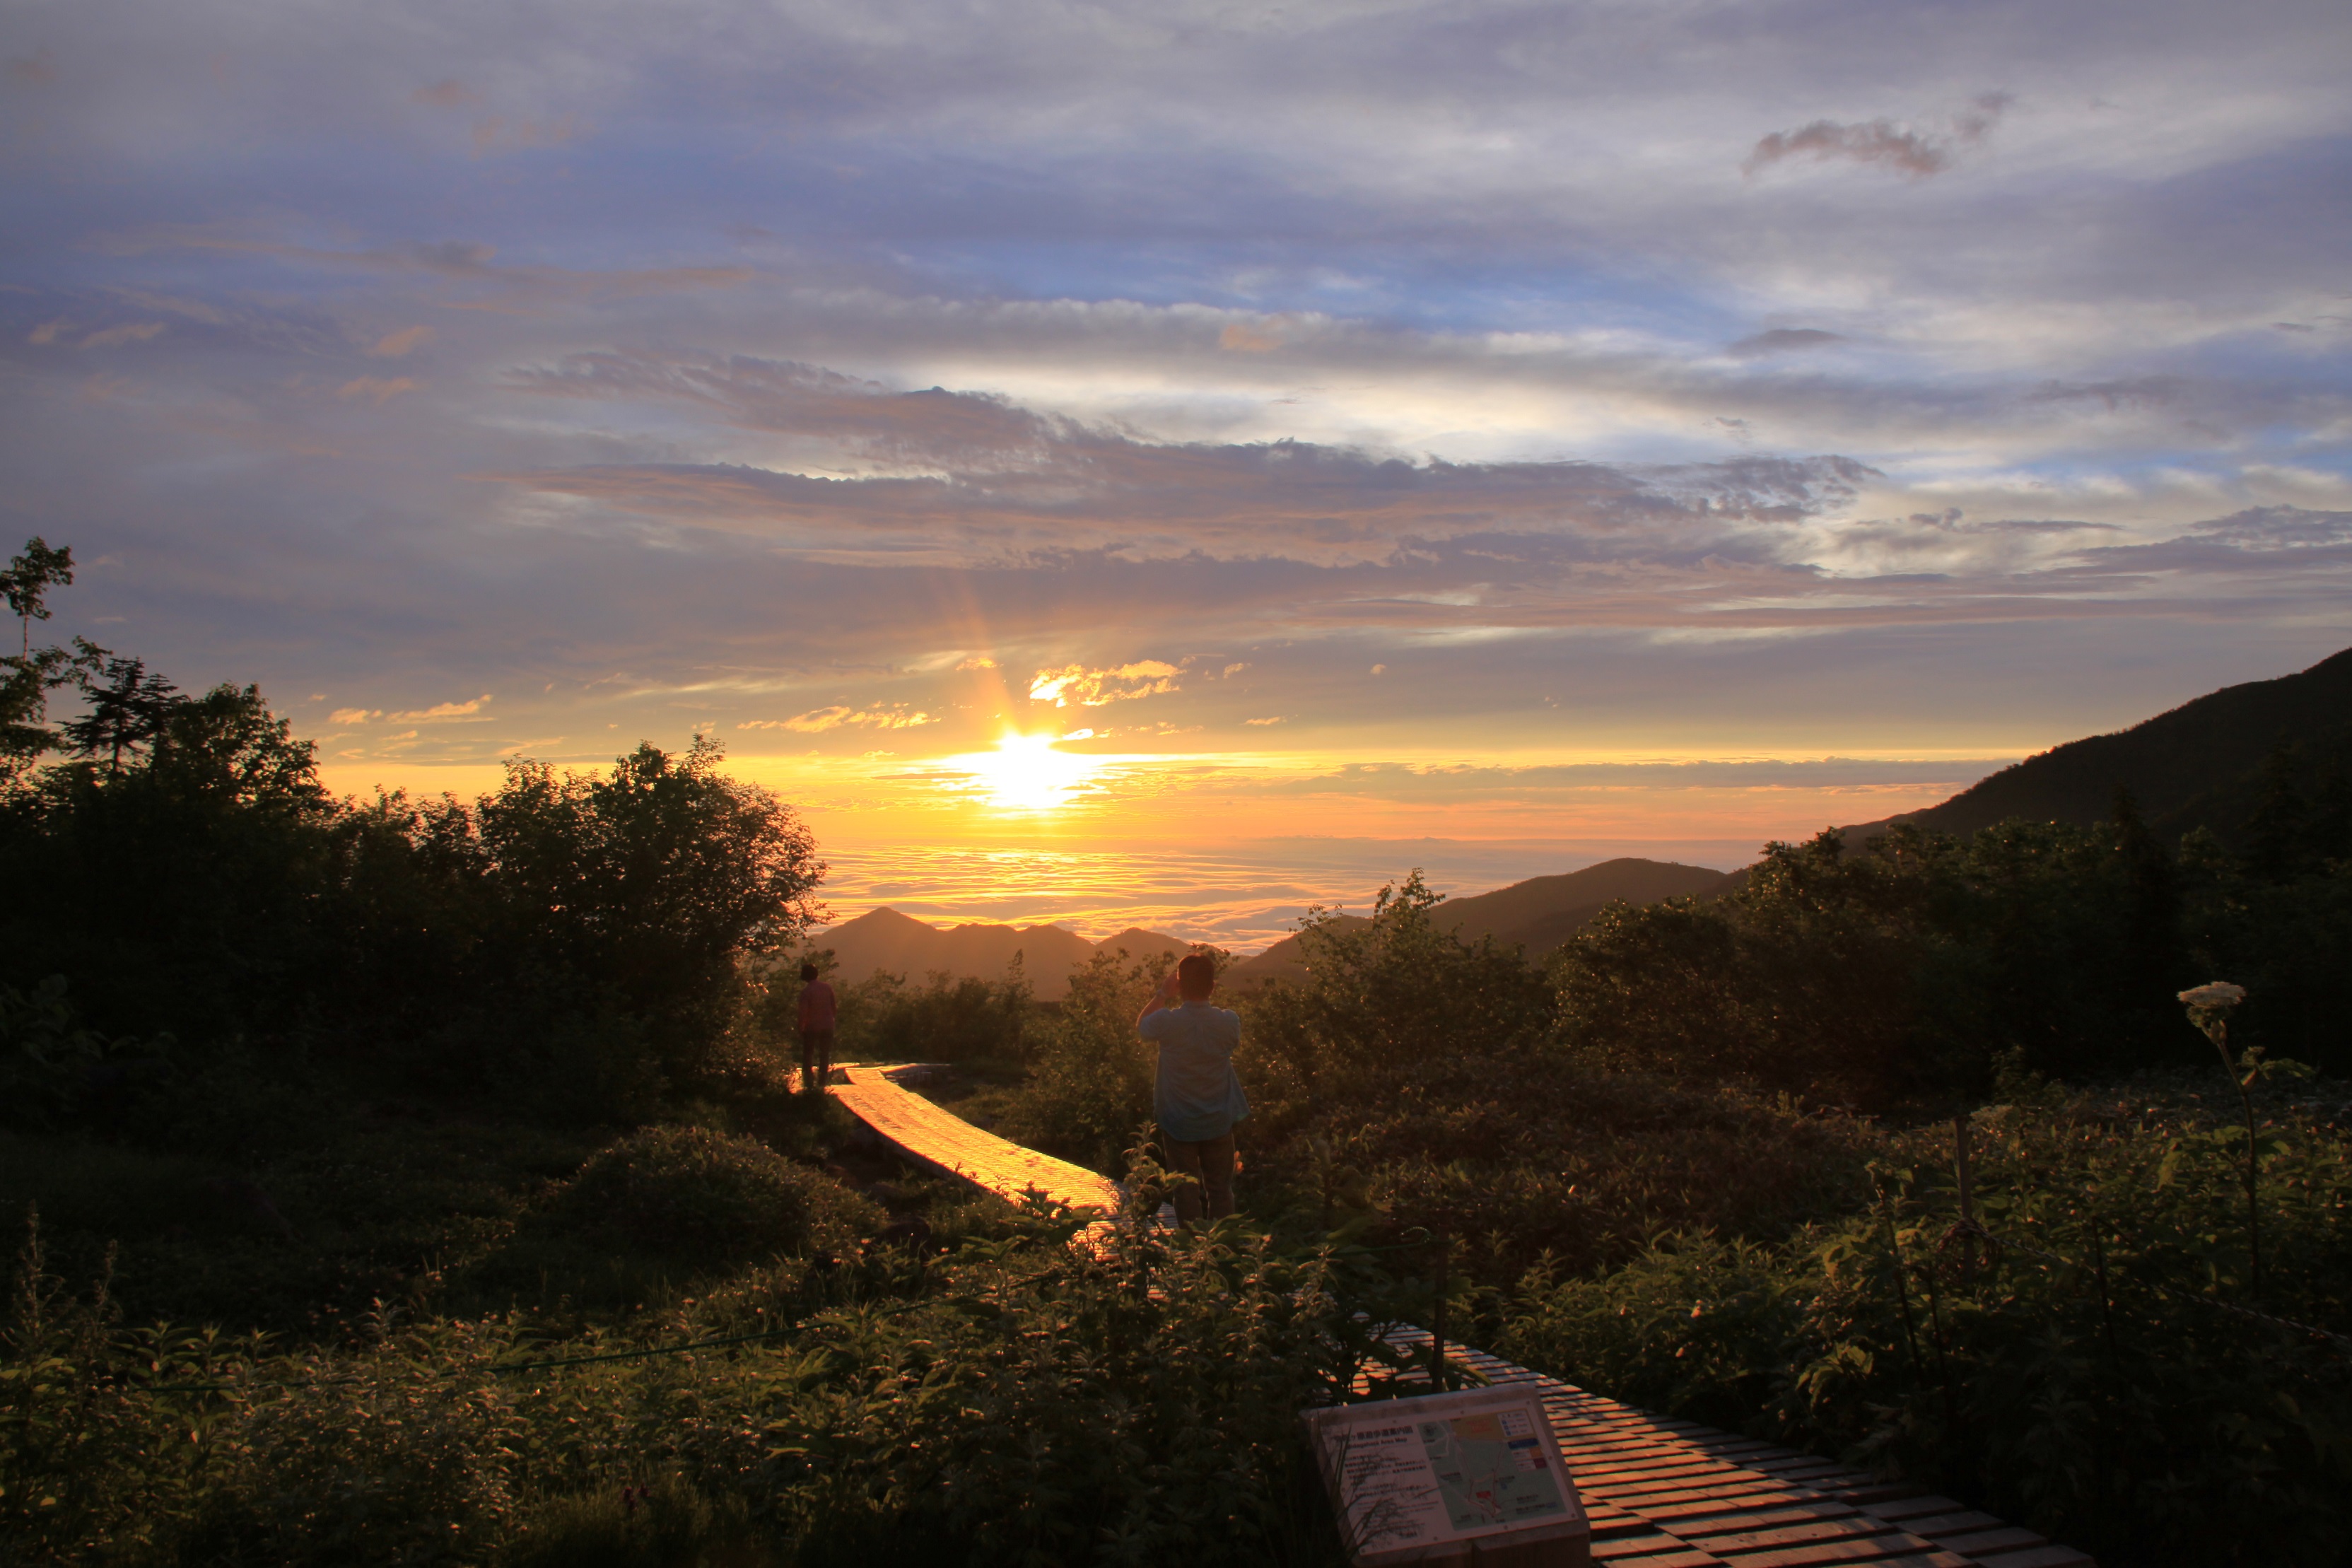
944, 730, 1106, 814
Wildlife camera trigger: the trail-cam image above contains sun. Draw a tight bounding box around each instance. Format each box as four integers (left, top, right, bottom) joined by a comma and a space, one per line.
954, 730, 1101, 812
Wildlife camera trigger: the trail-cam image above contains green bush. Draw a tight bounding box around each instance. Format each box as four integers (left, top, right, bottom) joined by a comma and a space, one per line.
995, 949, 1162, 1174
1499, 1082, 2352, 1567
1, 694, 825, 1109
821, 966, 1032, 1067
1, 1193, 1362, 1567
550, 1127, 883, 1265
501, 1475, 763, 1568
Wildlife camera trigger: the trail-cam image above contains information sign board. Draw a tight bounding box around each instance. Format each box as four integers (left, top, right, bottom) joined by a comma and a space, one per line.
1302, 1386, 1589, 1567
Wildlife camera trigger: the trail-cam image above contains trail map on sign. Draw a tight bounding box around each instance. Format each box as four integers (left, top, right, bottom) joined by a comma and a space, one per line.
1417, 1408, 1569, 1529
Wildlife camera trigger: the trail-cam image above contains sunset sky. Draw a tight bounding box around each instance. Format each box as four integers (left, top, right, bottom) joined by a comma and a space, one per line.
6, 0, 2348, 944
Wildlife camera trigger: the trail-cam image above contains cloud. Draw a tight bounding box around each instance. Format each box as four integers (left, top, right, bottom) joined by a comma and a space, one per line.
470, 115, 590, 159
1244, 715, 1285, 725
27, 320, 66, 345
1745, 119, 1951, 178
80, 322, 167, 349
5, 0, 2347, 802
107, 230, 753, 306
390, 694, 492, 720
329, 707, 384, 725
493, 350, 1880, 561
1730, 329, 1844, 357
747, 704, 936, 732
1029, 660, 1183, 706
1744, 98, 2008, 180
337, 375, 419, 404
369, 326, 433, 358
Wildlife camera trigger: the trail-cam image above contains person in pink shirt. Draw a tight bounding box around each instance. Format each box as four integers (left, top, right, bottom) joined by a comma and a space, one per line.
795, 961, 837, 1094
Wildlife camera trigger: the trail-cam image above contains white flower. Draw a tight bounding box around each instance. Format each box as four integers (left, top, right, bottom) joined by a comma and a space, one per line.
2177, 982, 2247, 1009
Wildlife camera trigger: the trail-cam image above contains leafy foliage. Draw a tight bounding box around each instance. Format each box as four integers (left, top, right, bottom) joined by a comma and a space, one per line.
549, 1126, 884, 1265
814, 965, 1033, 1068
1, 700, 821, 1104
1498, 1082, 2352, 1566
1555, 802, 2352, 1101
0, 1193, 1367, 1567
995, 947, 1176, 1174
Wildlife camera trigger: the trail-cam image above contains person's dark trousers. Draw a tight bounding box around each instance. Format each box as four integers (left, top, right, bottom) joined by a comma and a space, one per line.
800, 1029, 834, 1094
1162, 1130, 1236, 1223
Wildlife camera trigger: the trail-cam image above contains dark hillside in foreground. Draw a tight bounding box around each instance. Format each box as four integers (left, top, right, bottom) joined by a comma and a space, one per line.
1847, 645, 2352, 841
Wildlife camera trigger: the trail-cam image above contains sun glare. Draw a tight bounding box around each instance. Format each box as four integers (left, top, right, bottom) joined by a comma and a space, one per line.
954, 731, 1101, 813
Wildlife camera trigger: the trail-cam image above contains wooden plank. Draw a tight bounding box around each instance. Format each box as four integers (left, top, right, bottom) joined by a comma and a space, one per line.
1586, 1478, 1825, 1509
1688, 1519, 1899, 1555
1662, 1504, 1860, 1535
1711, 1536, 1939, 1567
1591, 1543, 1726, 1567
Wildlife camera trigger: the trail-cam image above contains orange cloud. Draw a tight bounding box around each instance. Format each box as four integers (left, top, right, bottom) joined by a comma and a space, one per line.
370, 325, 434, 358
81, 322, 166, 349
745, 704, 935, 733
472, 115, 589, 158
337, 375, 419, 404
412, 79, 476, 107
1029, 660, 1181, 706
1219, 320, 1283, 352
390, 694, 491, 720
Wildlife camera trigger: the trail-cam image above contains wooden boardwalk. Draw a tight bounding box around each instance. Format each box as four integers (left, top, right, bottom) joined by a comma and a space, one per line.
833, 1064, 1122, 1213
827, 1065, 2093, 1568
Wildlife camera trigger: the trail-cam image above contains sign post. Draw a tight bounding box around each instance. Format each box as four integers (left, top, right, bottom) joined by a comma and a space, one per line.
1302, 1387, 1591, 1567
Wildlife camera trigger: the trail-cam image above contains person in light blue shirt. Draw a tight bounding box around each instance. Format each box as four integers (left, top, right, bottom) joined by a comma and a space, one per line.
1135, 952, 1248, 1223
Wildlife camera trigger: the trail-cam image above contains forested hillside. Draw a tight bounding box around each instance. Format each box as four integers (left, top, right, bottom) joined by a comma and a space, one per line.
1858, 645, 2352, 840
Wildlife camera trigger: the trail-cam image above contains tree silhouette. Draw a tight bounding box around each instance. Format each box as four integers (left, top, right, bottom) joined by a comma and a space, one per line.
1, 537, 74, 660
62, 646, 180, 776
0, 538, 86, 776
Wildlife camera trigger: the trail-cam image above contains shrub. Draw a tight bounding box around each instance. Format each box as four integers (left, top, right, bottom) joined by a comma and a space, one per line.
825, 966, 1031, 1067
995, 949, 1161, 1173
1499, 1082, 2352, 1567
550, 1127, 882, 1264
1, 1193, 1363, 1567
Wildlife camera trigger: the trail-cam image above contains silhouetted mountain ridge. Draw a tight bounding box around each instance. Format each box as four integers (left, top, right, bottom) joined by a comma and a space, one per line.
815, 859, 1740, 997
1839, 645, 2352, 843
1222, 858, 1736, 988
